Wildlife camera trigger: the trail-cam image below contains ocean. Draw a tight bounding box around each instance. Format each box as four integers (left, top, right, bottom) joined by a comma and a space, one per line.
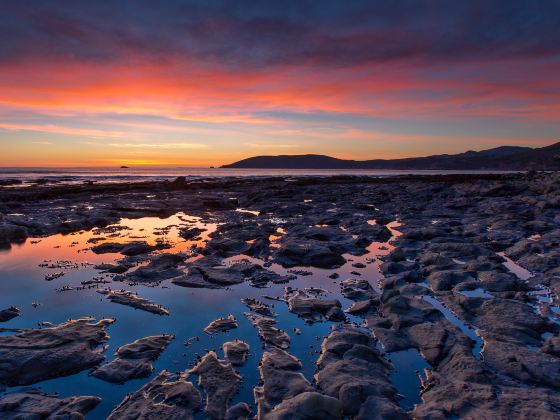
0, 167, 519, 185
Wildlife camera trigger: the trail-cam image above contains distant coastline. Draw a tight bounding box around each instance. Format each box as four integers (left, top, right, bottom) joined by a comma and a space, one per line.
222, 142, 560, 171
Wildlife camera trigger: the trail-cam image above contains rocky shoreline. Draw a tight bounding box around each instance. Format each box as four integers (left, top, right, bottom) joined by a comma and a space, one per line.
1, 172, 559, 418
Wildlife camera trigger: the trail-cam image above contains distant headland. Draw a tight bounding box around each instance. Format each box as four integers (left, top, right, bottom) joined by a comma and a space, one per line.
222, 142, 560, 170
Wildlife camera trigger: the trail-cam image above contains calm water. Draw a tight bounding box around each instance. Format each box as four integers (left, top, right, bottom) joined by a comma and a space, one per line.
0, 166, 519, 186
0, 212, 428, 417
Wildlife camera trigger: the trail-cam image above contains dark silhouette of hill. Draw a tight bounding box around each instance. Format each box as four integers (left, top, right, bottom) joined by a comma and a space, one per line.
222, 142, 560, 170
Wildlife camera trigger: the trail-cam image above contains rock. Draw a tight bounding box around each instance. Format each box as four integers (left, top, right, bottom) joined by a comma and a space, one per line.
98, 289, 169, 315
226, 402, 252, 420
108, 370, 201, 419
254, 347, 314, 417
482, 339, 560, 388
204, 315, 238, 334
115, 252, 185, 283
542, 334, 560, 356
315, 326, 407, 419
94, 262, 129, 273
340, 278, 378, 301
275, 238, 347, 268
0, 306, 20, 322
0, 223, 28, 249
91, 241, 170, 256
345, 299, 373, 314
241, 298, 276, 317
285, 288, 345, 323
189, 351, 241, 419
174, 257, 293, 289
267, 392, 343, 420
223, 340, 250, 366
179, 226, 205, 240
427, 270, 474, 291
0, 389, 100, 419
244, 312, 290, 349
92, 334, 174, 383
0, 317, 114, 386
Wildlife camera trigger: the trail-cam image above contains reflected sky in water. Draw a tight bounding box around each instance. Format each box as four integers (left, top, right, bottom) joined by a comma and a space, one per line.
0, 213, 428, 418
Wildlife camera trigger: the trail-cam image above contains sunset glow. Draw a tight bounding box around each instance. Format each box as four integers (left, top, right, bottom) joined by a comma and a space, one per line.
1, 1, 559, 166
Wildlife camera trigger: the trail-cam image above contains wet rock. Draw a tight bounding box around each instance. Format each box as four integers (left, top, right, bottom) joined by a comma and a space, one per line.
94, 262, 128, 273
427, 269, 474, 291
108, 370, 201, 419
98, 289, 170, 315
223, 340, 250, 366
226, 402, 252, 420
254, 347, 314, 417
241, 297, 276, 317
541, 334, 560, 357
244, 312, 290, 349
483, 339, 560, 388
180, 226, 205, 240
115, 253, 185, 283
174, 257, 293, 289
345, 299, 373, 314
0, 317, 114, 386
189, 351, 241, 419
315, 326, 408, 419
340, 278, 378, 301
0, 223, 28, 249
267, 392, 343, 420
204, 315, 238, 334
477, 270, 523, 292
284, 288, 345, 323
275, 238, 347, 268
443, 296, 549, 345
0, 389, 100, 419
92, 334, 174, 383
91, 240, 170, 256
414, 371, 560, 419
0, 306, 20, 322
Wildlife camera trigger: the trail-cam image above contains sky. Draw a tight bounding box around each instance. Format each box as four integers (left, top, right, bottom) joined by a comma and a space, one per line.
1, 0, 559, 167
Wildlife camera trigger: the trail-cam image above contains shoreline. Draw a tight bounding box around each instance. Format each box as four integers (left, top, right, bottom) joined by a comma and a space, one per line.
1, 171, 559, 418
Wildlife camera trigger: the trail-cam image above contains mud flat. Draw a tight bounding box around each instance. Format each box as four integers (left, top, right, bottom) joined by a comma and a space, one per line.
1, 172, 560, 418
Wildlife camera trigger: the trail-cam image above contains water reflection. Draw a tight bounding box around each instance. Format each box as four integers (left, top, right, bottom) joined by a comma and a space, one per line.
0, 213, 425, 418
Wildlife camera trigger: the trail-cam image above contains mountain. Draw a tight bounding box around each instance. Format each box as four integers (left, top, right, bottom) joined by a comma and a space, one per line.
222, 142, 560, 170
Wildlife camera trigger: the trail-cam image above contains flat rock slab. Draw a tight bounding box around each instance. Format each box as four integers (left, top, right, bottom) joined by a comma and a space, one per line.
0, 317, 114, 386
108, 370, 201, 419
91, 241, 170, 256
114, 253, 185, 283
284, 288, 345, 323
189, 351, 241, 419
92, 334, 174, 383
268, 392, 343, 420
241, 297, 276, 317
315, 326, 408, 419
0, 389, 101, 419
223, 340, 250, 366
98, 289, 170, 315
254, 347, 313, 417
0, 306, 20, 322
244, 312, 290, 349
226, 402, 252, 420
173, 257, 294, 289
204, 315, 238, 334
340, 278, 379, 301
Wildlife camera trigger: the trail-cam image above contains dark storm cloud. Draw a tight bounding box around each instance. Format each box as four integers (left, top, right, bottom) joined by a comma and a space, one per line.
1, 0, 559, 67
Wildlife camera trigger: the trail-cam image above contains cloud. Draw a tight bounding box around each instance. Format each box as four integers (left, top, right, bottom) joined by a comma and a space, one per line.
1, 1, 559, 68
107, 142, 207, 149
245, 143, 298, 149
0, 122, 121, 138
